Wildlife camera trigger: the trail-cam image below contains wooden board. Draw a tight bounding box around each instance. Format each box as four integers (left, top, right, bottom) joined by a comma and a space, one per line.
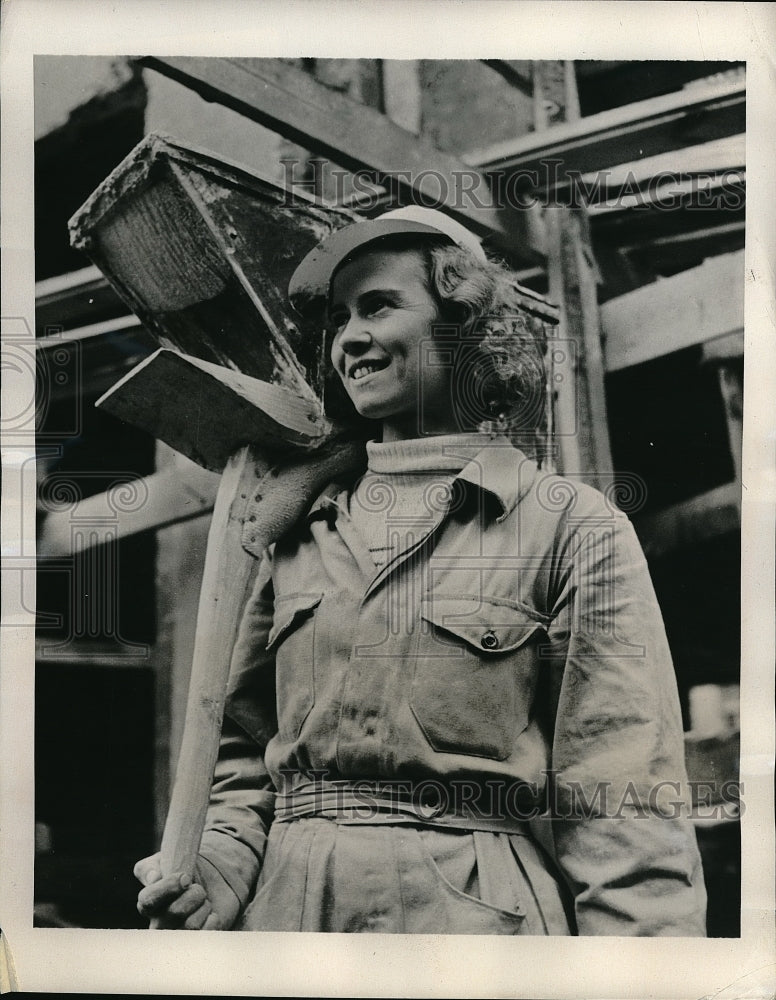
95, 348, 329, 471
37, 460, 220, 559
35, 265, 125, 334
69, 133, 357, 399
533, 62, 613, 479
601, 251, 744, 371
632, 481, 740, 559
471, 77, 745, 191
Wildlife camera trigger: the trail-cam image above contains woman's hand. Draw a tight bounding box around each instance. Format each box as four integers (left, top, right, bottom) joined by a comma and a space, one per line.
134, 852, 241, 930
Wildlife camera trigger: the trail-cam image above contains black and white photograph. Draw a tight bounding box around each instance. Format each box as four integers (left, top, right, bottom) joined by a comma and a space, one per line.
1, 1, 774, 996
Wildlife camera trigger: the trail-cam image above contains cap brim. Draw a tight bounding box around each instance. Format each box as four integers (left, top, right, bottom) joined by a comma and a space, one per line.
288, 219, 453, 306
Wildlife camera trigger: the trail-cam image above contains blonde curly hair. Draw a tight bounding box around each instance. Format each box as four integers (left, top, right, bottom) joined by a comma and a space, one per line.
426, 242, 549, 439
320, 235, 550, 454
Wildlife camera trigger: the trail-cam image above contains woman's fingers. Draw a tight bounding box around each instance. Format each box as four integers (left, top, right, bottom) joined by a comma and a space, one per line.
182, 898, 213, 930
133, 853, 163, 886
166, 883, 207, 919
136, 872, 192, 917
135, 866, 222, 930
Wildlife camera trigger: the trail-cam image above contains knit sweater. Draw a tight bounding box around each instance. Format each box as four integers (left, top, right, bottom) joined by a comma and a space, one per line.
348, 434, 489, 569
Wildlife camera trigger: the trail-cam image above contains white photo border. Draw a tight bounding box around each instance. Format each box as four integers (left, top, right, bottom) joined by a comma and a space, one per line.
2, 1, 774, 995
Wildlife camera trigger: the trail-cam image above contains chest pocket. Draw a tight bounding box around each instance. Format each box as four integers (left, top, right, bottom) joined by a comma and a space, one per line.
411, 596, 546, 761
267, 592, 323, 741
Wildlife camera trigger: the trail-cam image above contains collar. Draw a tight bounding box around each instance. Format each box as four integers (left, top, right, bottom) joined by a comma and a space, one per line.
455, 434, 538, 520
306, 434, 538, 525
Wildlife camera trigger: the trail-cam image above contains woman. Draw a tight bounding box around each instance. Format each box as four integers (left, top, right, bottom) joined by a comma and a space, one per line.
135, 207, 707, 935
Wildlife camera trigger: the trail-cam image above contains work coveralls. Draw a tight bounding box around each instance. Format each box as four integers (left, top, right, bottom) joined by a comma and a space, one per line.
198, 436, 707, 935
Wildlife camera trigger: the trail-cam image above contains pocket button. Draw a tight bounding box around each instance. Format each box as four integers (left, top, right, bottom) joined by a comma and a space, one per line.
480, 630, 500, 650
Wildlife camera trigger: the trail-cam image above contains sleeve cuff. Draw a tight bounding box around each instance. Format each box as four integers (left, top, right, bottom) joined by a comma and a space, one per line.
199, 829, 263, 908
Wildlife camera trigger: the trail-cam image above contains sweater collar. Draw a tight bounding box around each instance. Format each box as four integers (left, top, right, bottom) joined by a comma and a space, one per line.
365, 433, 486, 475
307, 434, 538, 523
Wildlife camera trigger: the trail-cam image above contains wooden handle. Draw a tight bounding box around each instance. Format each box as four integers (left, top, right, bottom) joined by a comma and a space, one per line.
154, 445, 266, 892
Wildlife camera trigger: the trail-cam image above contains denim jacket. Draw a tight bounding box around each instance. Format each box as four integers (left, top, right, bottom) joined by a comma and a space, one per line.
199, 436, 707, 935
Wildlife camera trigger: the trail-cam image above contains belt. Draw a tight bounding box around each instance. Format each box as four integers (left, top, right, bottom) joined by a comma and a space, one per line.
273, 778, 532, 836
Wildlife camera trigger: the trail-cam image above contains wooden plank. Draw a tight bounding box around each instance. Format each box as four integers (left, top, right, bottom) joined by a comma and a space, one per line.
36, 314, 142, 347
35, 264, 103, 298
37, 460, 219, 558
95, 348, 328, 472
715, 363, 744, 501
632, 481, 740, 559
382, 60, 422, 134
601, 250, 744, 371
470, 78, 745, 189
594, 221, 745, 302
702, 330, 745, 362
534, 62, 613, 479
482, 60, 533, 98
575, 133, 744, 194
587, 171, 746, 217
138, 56, 546, 261
35, 266, 128, 336
621, 220, 745, 260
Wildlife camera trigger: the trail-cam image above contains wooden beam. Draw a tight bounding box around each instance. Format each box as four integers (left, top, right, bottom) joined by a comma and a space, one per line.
601, 250, 744, 371
587, 171, 746, 217
382, 60, 422, 134
36, 313, 142, 347
470, 78, 745, 190
702, 330, 745, 363
482, 60, 533, 98
35, 266, 128, 335
37, 461, 219, 558
576, 133, 744, 194
138, 56, 546, 262
632, 481, 740, 559
714, 363, 744, 506
35, 264, 103, 298
621, 220, 745, 260
534, 62, 613, 480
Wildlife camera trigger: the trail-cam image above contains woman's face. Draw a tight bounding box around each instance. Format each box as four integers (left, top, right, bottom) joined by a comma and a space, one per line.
329, 248, 456, 441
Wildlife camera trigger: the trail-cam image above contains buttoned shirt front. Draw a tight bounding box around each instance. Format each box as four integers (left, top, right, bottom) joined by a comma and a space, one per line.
201, 436, 707, 935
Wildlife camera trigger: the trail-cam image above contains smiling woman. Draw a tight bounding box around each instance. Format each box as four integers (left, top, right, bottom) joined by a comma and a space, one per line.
133, 207, 708, 936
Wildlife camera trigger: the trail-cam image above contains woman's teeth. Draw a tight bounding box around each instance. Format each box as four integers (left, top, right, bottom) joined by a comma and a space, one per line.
351, 363, 383, 380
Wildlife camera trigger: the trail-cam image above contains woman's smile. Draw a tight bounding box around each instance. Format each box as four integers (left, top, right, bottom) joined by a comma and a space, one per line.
347, 356, 391, 382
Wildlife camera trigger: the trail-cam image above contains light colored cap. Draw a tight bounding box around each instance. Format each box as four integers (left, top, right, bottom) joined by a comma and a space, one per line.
288, 206, 486, 305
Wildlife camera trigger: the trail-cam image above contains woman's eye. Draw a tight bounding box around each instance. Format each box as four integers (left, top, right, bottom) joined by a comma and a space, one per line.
365, 298, 392, 317
329, 312, 348, 332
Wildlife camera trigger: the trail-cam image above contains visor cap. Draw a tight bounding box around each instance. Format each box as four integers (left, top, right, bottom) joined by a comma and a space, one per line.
288, 206, 486, 305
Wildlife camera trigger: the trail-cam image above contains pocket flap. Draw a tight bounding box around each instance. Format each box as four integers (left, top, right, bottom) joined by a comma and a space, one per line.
420, 596, 545, 653
266, 592, 324, 650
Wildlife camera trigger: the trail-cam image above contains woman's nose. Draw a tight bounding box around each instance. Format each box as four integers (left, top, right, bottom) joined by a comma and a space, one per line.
336, 315, 372, 354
